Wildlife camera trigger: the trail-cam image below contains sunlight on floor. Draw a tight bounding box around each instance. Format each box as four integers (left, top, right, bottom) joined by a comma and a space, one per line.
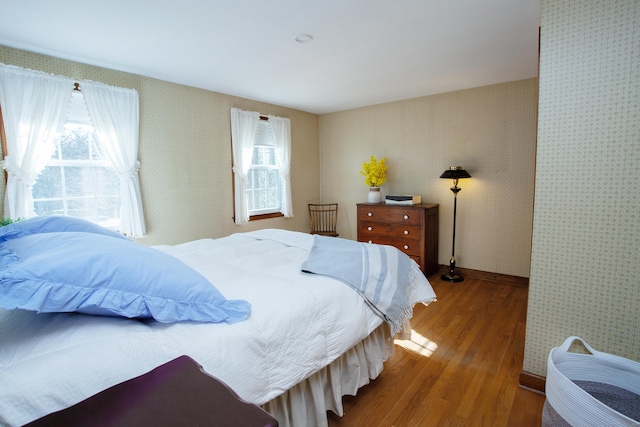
395, 329, 438, 357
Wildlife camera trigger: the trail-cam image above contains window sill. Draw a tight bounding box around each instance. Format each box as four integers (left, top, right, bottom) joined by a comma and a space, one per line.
249, 212, 284, 221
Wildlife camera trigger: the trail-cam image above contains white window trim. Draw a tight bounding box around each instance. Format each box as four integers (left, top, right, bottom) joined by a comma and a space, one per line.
246, 123, 281, 216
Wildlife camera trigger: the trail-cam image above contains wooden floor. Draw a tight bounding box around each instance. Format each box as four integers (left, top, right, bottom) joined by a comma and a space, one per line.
327, 275, 546, 427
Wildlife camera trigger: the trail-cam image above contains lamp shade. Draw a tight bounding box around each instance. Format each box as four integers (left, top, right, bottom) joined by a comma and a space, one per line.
440, 166, 471, 180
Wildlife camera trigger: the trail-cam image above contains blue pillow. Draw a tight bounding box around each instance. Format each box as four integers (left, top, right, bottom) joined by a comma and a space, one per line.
0, 232, 251, 324
0, 215, 129, 243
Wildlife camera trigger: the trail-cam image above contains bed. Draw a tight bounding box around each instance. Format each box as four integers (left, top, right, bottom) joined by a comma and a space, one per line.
0, 217, 436, 426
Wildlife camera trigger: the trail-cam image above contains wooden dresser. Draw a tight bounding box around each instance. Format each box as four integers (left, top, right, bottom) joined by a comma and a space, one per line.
357, 203, 439, 275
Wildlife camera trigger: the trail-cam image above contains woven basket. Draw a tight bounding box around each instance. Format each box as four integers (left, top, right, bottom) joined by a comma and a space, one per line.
542, 336, 640, 427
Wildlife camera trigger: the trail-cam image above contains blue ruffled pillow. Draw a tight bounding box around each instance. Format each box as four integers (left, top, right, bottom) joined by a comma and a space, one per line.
0, 215, 129, 243
0, 231, 251, 324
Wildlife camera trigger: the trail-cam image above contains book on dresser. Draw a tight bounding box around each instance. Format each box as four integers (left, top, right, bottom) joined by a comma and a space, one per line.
357, 202, 439, 275
385, 195, 422, 205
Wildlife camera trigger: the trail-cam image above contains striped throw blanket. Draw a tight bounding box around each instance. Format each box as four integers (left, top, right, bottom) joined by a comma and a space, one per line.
301, 235, 421, 335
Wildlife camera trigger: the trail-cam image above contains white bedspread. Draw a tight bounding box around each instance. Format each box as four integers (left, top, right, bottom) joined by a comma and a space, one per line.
0, 229, 435, 426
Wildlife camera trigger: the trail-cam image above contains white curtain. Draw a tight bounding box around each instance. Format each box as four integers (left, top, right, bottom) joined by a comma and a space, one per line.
230, 108, 260, 224
82, 81, 146, 237
269, 114, 293, 218
0, 63, 72, 219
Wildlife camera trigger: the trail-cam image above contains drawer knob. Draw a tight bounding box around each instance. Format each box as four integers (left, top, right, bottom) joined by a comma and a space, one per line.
368, 240, 373, 244
403, 214, 409, 220
404, 230, 409, 235
368, 212, 373, 217
404, 245, 409, 250
368, 226, 372, 231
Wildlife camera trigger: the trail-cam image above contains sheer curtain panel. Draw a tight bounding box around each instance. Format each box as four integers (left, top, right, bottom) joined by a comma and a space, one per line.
268, 114, 293, 218
82, 82, 146, 237
0, 64, 72, 219
230, 108, 260, 224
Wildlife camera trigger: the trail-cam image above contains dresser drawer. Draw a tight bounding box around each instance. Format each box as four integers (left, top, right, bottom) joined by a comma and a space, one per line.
359, 222, 421, 241
357, 206, 422, 225
362, 236, 422, 256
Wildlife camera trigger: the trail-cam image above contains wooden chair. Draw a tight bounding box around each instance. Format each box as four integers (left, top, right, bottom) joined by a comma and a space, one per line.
308, 203, 339, 237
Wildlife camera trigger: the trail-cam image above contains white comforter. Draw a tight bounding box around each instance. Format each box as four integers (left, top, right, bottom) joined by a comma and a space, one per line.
0, 229, 435, 426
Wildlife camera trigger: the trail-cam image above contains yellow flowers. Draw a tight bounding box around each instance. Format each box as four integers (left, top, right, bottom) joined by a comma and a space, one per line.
360, 156, 388, 187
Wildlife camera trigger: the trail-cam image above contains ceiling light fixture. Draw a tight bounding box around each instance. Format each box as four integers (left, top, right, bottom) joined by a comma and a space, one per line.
294, 34, 313, 43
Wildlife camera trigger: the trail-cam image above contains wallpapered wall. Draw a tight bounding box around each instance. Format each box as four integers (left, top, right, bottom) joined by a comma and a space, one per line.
319, 79, 539, 278
0, 45, 539, 279
524, 0, 640, 376
0, 45, 320, 246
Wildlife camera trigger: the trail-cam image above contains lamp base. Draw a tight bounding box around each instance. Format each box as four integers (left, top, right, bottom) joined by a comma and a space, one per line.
442, 258, 464, 282
441, 273, 464, 282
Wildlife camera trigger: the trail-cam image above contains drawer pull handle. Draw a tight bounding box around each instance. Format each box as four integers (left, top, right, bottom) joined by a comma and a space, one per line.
368, 226, 372, 231
403, 214, 409, 220
368, 212, 373, 217
404, 230, 409, 235
368, 240, 373, 244
404, 245, 409, 250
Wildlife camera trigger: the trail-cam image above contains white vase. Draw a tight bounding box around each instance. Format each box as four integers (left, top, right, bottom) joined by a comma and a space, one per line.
367, 187, 382, 203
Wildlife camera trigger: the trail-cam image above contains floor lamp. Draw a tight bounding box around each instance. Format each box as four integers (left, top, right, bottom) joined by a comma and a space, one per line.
440, 166, 471, 282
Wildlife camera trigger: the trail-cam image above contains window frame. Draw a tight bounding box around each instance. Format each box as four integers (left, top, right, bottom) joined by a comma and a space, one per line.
245, 118, 284, 221
30, 90, 121, 229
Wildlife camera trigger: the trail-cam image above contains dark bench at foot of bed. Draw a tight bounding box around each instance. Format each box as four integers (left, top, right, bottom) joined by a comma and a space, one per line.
26, 355, 278, 427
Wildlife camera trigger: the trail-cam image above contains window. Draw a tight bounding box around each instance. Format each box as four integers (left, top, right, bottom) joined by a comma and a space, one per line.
32, 91, 120, 228
0, 64, 145, 236
246, 120, 281, 216
230, 108, 292, 224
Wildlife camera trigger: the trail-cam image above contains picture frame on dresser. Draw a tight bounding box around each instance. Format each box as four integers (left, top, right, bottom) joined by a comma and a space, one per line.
357, 203, 439, 276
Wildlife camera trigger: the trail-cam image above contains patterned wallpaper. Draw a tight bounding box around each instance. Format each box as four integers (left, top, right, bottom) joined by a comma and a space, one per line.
0, 45, 320, 246
524, 0, 640, 376
319, 79, 539, 278
0, 44, 539, 280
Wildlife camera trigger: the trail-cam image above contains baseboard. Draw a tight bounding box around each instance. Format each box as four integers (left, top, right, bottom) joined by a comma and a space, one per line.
437, 265, 529, 286
519, 371, 546, 394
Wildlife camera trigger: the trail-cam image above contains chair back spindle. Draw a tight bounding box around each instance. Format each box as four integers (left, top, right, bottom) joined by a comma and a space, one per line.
308, 203, 338, 237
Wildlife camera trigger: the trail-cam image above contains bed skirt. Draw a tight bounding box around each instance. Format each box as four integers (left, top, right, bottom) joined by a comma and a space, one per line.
262, 324, 394, 427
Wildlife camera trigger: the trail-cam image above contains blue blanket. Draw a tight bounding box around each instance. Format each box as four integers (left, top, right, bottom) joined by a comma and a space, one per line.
301, 235, 415, 335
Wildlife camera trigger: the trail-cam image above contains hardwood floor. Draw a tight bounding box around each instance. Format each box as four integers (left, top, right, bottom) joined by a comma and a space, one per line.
327, 275, 546, 427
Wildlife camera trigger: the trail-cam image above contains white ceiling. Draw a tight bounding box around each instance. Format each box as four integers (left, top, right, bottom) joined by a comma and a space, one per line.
0, 0, 540, 114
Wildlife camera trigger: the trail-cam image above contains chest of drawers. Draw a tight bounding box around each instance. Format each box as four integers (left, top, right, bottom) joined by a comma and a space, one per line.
357, 203, 439, 275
